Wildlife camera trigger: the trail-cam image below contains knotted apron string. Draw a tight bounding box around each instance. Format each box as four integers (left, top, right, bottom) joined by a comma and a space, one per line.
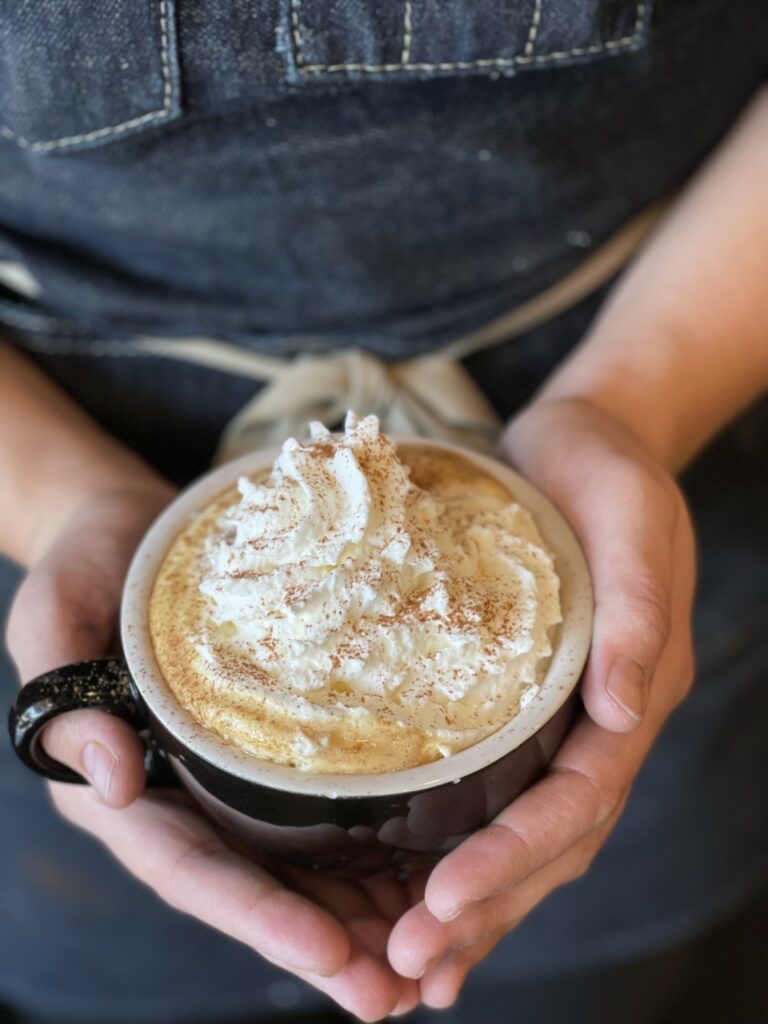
132, 201, 665, 462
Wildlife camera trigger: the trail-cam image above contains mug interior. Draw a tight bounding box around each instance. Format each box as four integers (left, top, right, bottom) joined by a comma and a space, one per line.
121, 438, 593, 798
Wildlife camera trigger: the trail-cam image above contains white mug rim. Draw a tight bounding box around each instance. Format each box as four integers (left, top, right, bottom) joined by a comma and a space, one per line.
120, 437, 593, 798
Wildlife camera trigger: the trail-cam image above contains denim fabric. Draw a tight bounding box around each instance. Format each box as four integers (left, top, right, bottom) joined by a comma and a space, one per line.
283, 0, 649, 83
0, 1, 182, 154
1, 292, 767, 1022
0, 0, 765, 353
0, 1, 767, 1019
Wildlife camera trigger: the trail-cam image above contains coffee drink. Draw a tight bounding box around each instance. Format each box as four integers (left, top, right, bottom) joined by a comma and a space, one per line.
149, 413, 562, 774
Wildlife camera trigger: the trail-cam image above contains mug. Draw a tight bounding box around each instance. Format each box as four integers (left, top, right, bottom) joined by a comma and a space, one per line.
8, 438, 593, 875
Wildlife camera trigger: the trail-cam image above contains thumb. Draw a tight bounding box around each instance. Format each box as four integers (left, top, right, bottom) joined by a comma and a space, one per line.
574, 472, 679, 733
42, 707, 147, 809
501, 399, 692, 734
584, 563, 671, 732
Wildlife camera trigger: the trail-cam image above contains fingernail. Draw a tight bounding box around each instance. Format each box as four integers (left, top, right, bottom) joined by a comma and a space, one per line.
82, 742, 117, 802
607, 657, 647, 724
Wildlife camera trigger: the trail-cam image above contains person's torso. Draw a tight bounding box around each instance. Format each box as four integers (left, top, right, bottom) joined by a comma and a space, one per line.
0, 0, 766, 356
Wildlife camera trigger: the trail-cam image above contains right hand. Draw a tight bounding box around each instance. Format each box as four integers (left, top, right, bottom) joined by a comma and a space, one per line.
6, 485, 421, 1022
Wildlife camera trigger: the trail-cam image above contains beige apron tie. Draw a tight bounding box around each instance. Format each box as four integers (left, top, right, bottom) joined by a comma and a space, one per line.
134, 342, 502, 460
133, 201, 666, 463
214, 350, 502, 460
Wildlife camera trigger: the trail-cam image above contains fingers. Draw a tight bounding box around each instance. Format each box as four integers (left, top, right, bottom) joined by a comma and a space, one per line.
417, 616, 691, 934
7, 485, 173, 683
281, 869, 393, 957
53, 786, 352, 978
420, 738, 609, 921
294, 945, 419, 1023
54, 788, 416, 1021
280, 868, 422, 1019
389, 987, 423, 1017
419, 930, 502, 1010
44, 708, 146, 808
6, 491, 173, 809
358, 870, 422, 925
422, 713, 639, 922
6, 567, 117, 683
391, 827, 606, 982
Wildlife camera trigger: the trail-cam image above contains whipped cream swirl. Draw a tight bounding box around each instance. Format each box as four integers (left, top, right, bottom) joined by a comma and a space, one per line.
181, 412, 562, 772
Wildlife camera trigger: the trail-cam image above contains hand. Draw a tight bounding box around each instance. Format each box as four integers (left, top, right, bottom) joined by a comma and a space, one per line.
6, 485, 421, 1022
387, 397, 696, 1008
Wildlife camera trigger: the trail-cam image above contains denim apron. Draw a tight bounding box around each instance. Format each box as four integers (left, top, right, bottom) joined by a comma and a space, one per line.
1, 1, 767, 1020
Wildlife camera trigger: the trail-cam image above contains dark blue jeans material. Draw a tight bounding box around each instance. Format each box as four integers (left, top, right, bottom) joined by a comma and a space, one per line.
0, 0, 766, 353
0, 0, 766, 1017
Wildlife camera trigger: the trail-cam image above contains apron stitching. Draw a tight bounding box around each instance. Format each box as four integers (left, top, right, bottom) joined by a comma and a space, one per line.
0, 0, 175, 153
525, 0, 545, 57
289, 0, 308, 69
291, 0, 646, 75
401, 1, 413, 65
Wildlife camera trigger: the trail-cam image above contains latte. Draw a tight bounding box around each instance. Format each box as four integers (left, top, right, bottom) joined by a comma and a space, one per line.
149, 413, 562, 774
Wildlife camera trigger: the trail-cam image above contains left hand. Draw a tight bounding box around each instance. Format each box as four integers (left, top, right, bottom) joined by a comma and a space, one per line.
6, 486, 424, 1023
387, 397, 697, 1009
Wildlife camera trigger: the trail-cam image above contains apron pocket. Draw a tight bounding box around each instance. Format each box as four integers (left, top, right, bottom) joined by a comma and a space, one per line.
286, 0, 652, 84
0, 0, 181, 154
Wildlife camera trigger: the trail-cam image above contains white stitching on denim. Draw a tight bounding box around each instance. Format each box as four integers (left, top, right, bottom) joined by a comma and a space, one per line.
0, 0, 174, 153
525, 0, 544, 57
401, 1, 413, 65
290, 0, 308, 68
292, 0, 647, 75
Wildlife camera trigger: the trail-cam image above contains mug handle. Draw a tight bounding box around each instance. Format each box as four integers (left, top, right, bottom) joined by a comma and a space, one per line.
8, 658, 178, 787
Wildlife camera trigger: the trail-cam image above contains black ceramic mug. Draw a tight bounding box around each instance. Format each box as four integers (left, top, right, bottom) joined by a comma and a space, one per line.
9, 439, 593, 875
